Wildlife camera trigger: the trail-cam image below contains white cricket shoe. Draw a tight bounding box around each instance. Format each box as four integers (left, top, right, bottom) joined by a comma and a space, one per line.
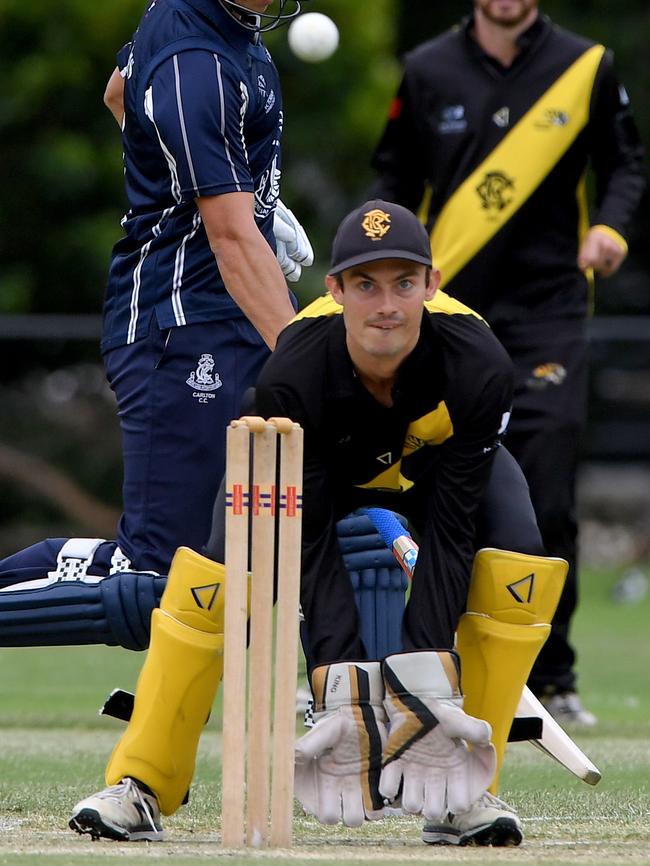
69, 777, 164, 841
542, 691, 597, 728
422, 793, 523, 847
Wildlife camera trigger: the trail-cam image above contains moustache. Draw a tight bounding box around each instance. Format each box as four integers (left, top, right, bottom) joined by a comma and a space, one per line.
365, 315, 406, 328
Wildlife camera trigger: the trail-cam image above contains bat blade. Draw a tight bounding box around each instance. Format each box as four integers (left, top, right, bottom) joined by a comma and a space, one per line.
517, 687, 601, 785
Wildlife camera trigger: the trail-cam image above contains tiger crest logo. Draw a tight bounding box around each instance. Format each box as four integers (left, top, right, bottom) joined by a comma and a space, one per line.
476, 171, 515, 212
362, 208, 391, 240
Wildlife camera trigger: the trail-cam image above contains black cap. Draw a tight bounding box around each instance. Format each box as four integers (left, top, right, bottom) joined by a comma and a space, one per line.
329, 199, 432, 275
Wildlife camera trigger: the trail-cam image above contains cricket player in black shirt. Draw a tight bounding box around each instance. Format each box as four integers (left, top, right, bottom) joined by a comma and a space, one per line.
371, 0, 645, 728
71, 200, 567, 847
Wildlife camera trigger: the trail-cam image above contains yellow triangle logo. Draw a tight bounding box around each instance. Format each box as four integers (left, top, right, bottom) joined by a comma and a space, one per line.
191, 583, 221, 610
506, 573, 535, 603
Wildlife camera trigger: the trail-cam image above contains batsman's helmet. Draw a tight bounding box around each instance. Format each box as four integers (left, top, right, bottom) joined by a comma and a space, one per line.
218, 1, 308, 32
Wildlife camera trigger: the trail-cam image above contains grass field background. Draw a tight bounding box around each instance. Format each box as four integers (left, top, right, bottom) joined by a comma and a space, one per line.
0, 563, 648, 864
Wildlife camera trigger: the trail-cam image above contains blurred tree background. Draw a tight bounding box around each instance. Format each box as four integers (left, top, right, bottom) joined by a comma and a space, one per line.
0, 0, 648, 551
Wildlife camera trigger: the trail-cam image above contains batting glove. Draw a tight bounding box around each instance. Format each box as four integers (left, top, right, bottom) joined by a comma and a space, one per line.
273, 198, 314, 282
294, 660, 387, 827
380, 651, 496, 821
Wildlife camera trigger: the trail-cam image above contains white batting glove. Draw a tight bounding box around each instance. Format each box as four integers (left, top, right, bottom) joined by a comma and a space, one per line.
273, 198, 314, 282
294, 661, 387, 827
380, 651, 496, 821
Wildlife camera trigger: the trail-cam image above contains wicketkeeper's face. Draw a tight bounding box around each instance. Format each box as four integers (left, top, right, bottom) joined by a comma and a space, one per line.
326, 260, 439, 366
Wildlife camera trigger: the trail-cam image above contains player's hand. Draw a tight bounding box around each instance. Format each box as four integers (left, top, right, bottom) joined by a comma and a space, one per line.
294, 661, 387, 827
380, 651, 496, 821
578, 226, 627, 277
273, 199, 314, 282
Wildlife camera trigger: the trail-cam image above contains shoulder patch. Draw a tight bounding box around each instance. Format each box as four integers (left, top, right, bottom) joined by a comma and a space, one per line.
293, 292, 342, 322
425, 289, 486, 322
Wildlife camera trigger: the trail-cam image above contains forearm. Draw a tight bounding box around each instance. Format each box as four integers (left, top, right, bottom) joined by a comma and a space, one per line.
213, 232, 295, 349
197, 192, 296, 349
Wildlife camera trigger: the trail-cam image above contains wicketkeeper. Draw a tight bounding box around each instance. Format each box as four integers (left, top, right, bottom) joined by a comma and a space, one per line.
67, 200, 566, 847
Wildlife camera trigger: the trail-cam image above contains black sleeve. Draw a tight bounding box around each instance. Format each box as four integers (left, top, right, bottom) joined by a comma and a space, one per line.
588, 50, 645, 236
403, 341, 514, 650
369, 66, 428, 211
433, 358, 513, 554
432, 349, 513, 562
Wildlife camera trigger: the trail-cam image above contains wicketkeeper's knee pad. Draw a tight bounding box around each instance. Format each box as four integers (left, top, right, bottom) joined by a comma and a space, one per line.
456, 548, 567, 792
105, 547, 226, 815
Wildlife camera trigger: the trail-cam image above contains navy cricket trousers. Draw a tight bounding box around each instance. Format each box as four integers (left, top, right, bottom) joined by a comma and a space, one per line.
104, 316, 270, 574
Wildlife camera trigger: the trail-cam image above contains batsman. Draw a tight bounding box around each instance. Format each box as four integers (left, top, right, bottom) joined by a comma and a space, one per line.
69, 200, 567, 847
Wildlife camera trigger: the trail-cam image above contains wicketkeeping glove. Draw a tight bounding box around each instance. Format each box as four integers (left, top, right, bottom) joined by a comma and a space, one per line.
380, 651, 496, 820
294, 660, 387, 827
273, 198, 314, 282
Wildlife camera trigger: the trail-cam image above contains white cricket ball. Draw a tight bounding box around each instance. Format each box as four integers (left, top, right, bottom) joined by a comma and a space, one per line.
288, 13, 339, 63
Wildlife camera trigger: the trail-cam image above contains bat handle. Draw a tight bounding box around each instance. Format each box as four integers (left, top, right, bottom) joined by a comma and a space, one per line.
392, 535, 418, 579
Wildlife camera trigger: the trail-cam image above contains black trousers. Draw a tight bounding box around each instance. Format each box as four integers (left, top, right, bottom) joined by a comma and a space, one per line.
492, 317, 588, 696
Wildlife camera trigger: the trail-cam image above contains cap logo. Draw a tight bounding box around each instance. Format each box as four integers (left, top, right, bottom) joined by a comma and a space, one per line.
362, 209, 391, 241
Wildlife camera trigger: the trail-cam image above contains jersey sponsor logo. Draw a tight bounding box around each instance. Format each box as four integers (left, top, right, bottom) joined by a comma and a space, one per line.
476, 170, 515, 213
404, 434, 425, 450
186, 353, 223, 398
257, 73, 276, 113
535, 108, 570, 129
362, 208, 391, 240
255, 153, 281, 219
438, 104, 467, 134
492, 106, 510, 128
526, 362, 567, 389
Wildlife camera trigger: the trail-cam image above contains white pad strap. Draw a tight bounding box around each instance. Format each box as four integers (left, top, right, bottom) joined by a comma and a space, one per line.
109, 546, 133, 575
47, 538, 107, 582
0, 541, 158, 594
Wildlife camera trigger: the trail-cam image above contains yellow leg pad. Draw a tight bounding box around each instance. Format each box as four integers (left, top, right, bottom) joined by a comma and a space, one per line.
106, 548, 226, 815
457, 548, 567, 793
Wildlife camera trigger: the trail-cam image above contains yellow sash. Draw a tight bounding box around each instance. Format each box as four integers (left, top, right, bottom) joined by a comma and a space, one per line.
431, 44, 605, 288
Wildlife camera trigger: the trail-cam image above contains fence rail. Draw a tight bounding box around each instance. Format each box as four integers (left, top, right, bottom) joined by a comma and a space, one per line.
1, 314, 649, 461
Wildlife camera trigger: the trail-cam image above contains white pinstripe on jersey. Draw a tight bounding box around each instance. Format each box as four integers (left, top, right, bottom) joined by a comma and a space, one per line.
127, 206, 176, 344
144, 85, 182, 204
213, 53, 242, 191
173, 54, 199, 196
171, 210, 203, 326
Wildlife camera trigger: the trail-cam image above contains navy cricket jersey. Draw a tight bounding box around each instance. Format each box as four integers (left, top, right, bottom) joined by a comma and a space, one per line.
102, 0, 284, 351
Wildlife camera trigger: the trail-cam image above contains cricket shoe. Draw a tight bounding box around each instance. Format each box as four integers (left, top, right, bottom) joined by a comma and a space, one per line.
422, 793, 523, 847
69, 777, 164, 841
541, 692, 597, 728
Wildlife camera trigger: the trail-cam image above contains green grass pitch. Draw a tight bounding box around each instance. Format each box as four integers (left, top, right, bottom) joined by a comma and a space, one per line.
0, 564, 648, 864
